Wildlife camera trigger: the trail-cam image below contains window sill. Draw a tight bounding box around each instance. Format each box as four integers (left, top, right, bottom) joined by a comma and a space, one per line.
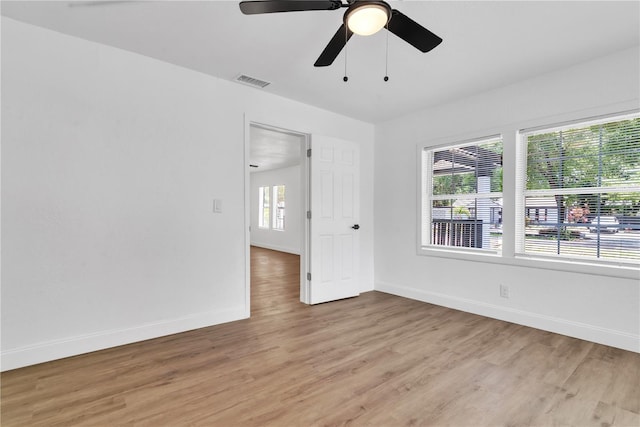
417, 246, 639, 280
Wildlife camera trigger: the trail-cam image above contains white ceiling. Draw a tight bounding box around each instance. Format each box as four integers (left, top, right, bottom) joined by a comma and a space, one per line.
2, 1, 639, 168
249, 125, 303, 172
2, 0, 639, 126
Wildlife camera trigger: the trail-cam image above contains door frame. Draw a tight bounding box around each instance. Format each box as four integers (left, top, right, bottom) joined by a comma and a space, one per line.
244, 117, 311, 315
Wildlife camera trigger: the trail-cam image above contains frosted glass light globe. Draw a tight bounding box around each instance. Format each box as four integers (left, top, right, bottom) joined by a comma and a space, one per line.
347, 4, 389, 36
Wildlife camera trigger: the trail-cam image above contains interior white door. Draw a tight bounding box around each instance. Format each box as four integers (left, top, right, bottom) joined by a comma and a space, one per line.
309, 135, 360, 304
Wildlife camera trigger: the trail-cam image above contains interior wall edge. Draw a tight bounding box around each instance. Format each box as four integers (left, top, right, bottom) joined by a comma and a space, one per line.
0, 305, 247, 372
375, 281, 640, 354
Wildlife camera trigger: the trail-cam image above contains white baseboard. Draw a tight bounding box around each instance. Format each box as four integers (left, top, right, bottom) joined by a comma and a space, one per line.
375, 281, 640, 353
1, 305, 247, 372
250, 242, 300, 255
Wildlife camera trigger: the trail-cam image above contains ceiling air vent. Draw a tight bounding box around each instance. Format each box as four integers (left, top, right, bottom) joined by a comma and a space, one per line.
235, 74, 271, 89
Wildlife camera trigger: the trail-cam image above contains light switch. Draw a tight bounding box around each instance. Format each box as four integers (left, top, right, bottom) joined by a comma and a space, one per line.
213, 199, 222, 213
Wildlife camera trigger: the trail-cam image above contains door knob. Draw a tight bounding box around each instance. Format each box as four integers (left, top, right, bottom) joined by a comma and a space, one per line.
351, 224, 360, 230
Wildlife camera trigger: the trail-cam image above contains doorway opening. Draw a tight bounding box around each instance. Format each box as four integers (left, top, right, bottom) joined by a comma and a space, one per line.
246, 122, 309, 314
250, 246, 301, 316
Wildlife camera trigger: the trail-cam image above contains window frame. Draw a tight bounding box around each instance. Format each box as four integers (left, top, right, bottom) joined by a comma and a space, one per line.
516, 112, 640, 267
420, 135, 504, 255
416, 110, 640, 280
258, 184, 287, 231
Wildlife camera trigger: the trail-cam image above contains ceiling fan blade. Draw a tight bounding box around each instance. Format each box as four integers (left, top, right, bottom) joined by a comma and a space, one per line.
387, 9, 442, 53
314, 24, 353, 67
239, 0, 342, 15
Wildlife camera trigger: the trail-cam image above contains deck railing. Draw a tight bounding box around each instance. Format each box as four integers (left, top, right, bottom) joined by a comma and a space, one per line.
432, 219, 483, 248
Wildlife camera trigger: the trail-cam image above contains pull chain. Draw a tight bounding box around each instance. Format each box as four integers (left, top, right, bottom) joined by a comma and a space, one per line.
343, 25, 349, 82
384, 22, 389, 82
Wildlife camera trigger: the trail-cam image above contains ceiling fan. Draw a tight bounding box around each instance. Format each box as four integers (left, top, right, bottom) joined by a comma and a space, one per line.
239, 0, 443, 67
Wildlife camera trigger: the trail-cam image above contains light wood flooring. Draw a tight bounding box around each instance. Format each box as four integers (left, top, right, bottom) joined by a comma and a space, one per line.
2, 246, 639, 426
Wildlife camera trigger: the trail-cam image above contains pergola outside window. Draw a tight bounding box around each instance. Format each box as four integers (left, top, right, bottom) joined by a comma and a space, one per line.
422, 137, 503, 253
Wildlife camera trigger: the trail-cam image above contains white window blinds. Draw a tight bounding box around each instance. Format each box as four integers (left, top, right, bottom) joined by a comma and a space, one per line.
517, 113, 640, 264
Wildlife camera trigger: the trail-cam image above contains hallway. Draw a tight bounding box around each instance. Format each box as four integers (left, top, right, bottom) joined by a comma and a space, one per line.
250, 246, 300, 317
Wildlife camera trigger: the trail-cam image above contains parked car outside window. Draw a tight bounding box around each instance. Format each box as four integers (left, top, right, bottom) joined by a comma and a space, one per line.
589, 216, 619, 233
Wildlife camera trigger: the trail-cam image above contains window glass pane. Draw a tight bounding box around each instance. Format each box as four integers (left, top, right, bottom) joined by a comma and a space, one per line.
432, 172, 477, 195
258, 186, 270, 229
523, 192, 640, 262
424, 137, 503, 253
526, 117, 640, 190
522, 115, 640, 264
432, 140, 503, 195
273, 185, 286, 231
431, 197, 503, 251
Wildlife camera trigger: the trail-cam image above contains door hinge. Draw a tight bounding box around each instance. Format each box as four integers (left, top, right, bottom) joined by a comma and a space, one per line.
307, 148, 312, 158
307, 272, 311, 281
307, 210, 311, 219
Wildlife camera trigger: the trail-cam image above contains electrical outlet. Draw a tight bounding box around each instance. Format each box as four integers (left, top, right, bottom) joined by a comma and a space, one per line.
500, 284, 510, 299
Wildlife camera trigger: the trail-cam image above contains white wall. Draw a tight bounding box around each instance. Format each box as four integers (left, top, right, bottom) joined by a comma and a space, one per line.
1, 18, 375, 370
250, 165, 302, 254
375, 47, 640, 352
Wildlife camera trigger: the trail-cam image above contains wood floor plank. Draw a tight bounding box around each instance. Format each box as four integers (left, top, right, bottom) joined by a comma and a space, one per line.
2, 246, 638, 426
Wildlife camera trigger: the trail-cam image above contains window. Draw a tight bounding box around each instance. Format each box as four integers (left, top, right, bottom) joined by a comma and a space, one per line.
418, 112, 639, 275
518, 113, 640, 264
258, 186, 270, 229
422, 136, 503, 253
273, 185, 286, 231
258, 185, 286, 231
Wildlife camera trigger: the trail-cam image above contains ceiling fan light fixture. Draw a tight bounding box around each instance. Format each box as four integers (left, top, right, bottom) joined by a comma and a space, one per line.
238, 0, 443, 68
346, 2, 390, 36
